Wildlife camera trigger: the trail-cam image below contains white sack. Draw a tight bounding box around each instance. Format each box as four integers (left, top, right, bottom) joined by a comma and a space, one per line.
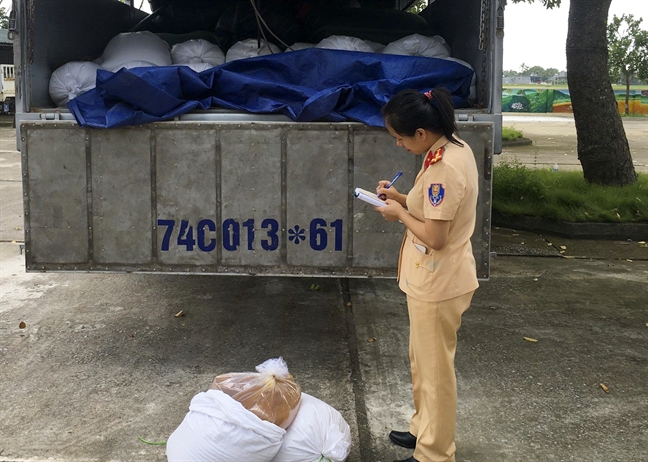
382, 34, 451, 59
443, 57, 477, 104
100, 31, 171, 72
177, 61, 216, 72
167, 389, 285, 462
287, 42, 316, 51
171, 39, 225, 67
271, 393, 351, 462
49, 61, 102, 106
365, 40, 386, 53
226, 39, 281, 62
316, 35, 374, 53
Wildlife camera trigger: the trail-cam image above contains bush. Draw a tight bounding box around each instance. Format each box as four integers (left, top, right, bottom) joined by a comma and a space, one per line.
492, 161, 648, 222
502, 126, 523, 141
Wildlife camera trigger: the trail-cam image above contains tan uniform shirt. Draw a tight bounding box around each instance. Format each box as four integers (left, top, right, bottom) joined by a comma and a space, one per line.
397, 135, 479, 302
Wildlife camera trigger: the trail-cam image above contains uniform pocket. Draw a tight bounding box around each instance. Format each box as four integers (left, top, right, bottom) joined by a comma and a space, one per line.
405, 244, 437, 289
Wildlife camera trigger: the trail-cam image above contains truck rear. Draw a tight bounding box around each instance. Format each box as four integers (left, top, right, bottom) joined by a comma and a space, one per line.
12, 0, 503, 278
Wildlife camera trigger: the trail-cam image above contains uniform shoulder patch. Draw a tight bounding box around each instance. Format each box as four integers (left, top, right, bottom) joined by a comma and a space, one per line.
428, 183, 445, 207
424, 146, 445, 170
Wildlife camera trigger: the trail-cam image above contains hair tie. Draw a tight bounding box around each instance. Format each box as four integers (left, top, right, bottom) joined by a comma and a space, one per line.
424, 90, 434, 101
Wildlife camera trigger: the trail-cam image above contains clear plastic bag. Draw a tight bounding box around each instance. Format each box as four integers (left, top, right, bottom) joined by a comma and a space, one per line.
211, 357, 302, 429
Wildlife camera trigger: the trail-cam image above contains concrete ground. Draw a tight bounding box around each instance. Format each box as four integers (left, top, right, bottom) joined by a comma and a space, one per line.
1, 123, 648, 462
498, 114, 648, 173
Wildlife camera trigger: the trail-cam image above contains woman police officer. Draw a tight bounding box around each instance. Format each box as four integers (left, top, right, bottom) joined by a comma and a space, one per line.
374, 87, 479, 462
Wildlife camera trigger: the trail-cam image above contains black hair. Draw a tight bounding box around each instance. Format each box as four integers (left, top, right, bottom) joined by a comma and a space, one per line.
381, 87, 463, 147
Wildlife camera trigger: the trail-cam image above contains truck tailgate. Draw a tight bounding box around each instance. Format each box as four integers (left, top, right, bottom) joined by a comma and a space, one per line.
20, 121, 492, 278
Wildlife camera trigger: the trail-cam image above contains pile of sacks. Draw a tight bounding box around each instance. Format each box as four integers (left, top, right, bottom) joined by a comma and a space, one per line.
49, 30, 476, 107
166, 357, 352, 462
285, 34, 475, 103
49, 31, 226, 106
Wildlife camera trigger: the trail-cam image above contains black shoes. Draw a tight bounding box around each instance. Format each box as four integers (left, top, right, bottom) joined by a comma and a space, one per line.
388, 430, 417, 449
393, 457, 419, 462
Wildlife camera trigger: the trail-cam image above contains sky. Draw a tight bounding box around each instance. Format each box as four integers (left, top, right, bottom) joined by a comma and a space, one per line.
503, 0, 647, 72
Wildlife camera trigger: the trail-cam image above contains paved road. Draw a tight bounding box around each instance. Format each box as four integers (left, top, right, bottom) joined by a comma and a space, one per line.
1, 126, 647, 462
499, 114, 648, 173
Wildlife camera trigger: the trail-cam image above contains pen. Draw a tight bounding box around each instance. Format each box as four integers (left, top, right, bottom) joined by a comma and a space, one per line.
379, 171, 403, 200
386, 171, 403, 189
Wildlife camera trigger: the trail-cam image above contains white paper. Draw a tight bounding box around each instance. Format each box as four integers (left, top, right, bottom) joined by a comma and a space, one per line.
353, 188, 386, 207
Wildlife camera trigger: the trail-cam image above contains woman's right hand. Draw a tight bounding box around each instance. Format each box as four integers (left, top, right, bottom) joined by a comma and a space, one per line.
376, 181, 401, 201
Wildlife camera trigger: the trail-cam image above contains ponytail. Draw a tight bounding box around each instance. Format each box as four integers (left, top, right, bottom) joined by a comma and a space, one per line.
381, 87, 463, 147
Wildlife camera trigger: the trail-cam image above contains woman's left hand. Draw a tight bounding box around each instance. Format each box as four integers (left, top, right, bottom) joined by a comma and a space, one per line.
374, 199, 404, 222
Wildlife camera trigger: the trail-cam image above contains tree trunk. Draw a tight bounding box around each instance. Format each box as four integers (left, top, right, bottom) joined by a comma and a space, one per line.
566, 0, 637, 185
625, 73, 630, 115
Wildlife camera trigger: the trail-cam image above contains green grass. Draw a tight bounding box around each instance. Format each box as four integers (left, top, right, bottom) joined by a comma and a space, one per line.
503, 84, 648, 91
493, 161, 648, 223
502, 126, 523, 141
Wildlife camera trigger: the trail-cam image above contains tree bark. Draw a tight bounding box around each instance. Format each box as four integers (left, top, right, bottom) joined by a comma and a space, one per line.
566, 0, 637, 185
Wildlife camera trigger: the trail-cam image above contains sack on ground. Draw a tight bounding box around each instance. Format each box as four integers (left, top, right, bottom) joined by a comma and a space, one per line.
49, 61, 102, 106
212, 357, 302, 429
382, 33, 450, 59
271, 393, 352, 462
225, 38, 281, 62
171, 39, 225, 67
166, 389, 285, 462
316, 35, 374, 53
99, 31, 172, 72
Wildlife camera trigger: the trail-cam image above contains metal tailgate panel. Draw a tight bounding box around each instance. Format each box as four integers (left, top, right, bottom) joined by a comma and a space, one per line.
91, 130, 152, 265
220, 128, 283, 267
286, 128, 349, 268
352, 130, 419, 269
156, 128, 219, 266
21, 121, 492, 278
23, 127, 88, 263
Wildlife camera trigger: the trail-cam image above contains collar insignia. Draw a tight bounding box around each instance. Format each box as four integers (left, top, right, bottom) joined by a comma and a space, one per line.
424, 146, 445, 170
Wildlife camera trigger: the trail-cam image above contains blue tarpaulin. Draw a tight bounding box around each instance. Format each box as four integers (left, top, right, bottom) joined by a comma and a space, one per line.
68, 48, 474, 129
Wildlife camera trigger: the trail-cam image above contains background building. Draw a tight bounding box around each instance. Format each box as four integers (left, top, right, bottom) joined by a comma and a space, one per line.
0, 30, 13, 64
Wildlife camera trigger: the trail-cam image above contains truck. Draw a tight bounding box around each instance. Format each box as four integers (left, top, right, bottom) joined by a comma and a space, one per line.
1, 64, 15, 114
12, 0, 503, 279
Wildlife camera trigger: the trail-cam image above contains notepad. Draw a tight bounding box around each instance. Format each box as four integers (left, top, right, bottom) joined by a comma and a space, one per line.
353, 188, 387, 207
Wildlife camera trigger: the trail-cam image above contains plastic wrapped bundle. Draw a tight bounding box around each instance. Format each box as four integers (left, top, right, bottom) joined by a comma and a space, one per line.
271, 393, 352, 462
443, 57, 477, 104
166, 389, 285, 462
316, 35, 374, 53
286, 42, 316, 51
99, 31, 172, 72
49, 61, 102, 106
176, 62, 216, 72
365, 40, 386, 53
211, 357, 302, 428
225, 39, 282, 62
171, 39, 225, 67
382, 34, 451, 59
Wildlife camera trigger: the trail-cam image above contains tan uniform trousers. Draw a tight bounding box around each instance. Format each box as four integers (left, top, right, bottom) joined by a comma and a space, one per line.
407, 291, 474, 462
